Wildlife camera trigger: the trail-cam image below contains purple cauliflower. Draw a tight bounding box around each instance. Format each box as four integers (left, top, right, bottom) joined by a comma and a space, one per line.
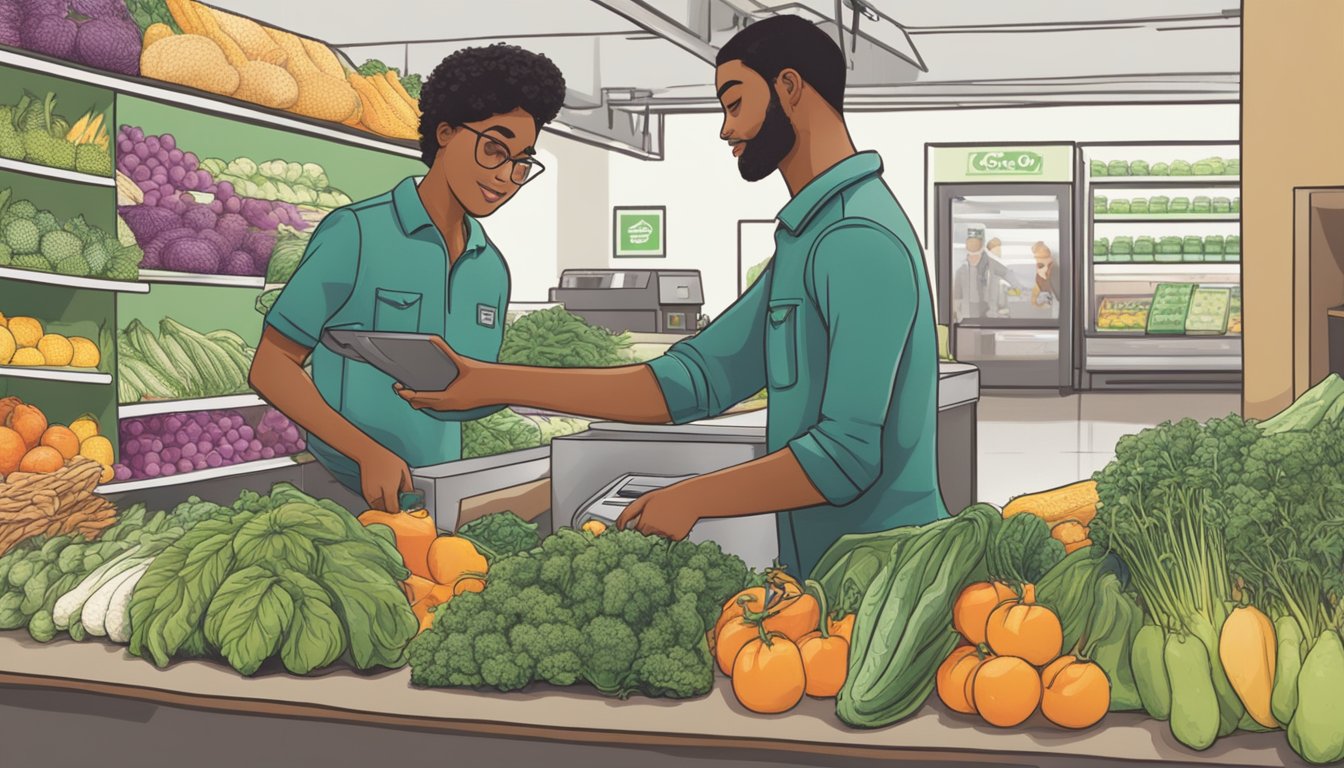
20, 10, 78, 59
222, 250, 256, 276
142, 226, 195, 268
241, 230, 276, 262
0, 1, 22, 47
119, 204, 181, 243
215, 212, 249, 251
181, 204, 218, 233
196, 229, 231, 261
163, 238, 221, 274
73, 16, 140, 76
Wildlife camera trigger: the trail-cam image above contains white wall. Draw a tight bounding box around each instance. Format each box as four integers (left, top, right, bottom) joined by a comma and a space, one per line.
604, 104, 1241, 318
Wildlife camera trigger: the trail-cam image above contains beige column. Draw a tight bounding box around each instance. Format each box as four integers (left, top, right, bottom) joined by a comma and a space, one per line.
1243, 0, 1344, 418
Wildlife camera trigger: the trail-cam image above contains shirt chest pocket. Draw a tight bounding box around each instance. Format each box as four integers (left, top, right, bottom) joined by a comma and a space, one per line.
765, 300, 801, 390
374, 289, 423, 333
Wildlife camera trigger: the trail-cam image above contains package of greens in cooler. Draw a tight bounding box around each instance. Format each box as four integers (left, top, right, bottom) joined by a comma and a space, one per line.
1204, 235, 1225, 260
1093, 194, 1109, 214
1146, 282, 1197, 334
1170, 196, 1192, 214
1151, 162, 1171, 176
1157, 236, 1184, 262
1185, 287, 1232, 334
1182, 236, 1204, 262
1228, 289, 1242, 334
1232, 196, 1240, 213
1108, 198, 1132, 214
1110, 236, 1133, 263
1212, 197, 1232, 214
1170, 160, 1193, 176
1226, 158, 1240, 176
1094, 237, 1109, 262
1107, 160, 1130, 176
1090, 160, 1108, 177
1133, 237, 1155, 262
1096, 296, 1152, 332
1192, 196, 1213, 214
1225, 235, 1240, 254
1192, 157, 1225, 176
1130, 198, 1150, 215
1149, 195, 1170, 214
1129, 159, 1151, 176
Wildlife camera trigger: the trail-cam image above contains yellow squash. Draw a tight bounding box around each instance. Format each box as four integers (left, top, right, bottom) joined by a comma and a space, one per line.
1003, 479, 1099, 526
1219, 605, 1278, 729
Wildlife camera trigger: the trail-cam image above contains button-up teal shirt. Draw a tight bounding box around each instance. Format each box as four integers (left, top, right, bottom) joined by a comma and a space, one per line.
265, 177, 509, 493
647, 152, 946, 578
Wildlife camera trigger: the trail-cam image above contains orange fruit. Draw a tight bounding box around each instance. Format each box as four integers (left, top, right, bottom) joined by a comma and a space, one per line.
78, 435, 114, 468
69, 337, 100, 368
0, 426, 25, 476
19, 445, 65, 474
37, 335, 74, 367
69, 416, 99, 443
7, 404, 47, 450
8, 347, 43, 366
40, 425, 81, 460
6, 317, 42, 348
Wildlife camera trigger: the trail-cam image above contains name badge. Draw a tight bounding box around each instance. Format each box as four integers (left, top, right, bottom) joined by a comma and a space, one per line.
477, 304, 497, 328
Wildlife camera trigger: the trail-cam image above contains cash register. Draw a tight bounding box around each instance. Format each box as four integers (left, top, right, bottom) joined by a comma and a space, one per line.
548, 269, 706, 335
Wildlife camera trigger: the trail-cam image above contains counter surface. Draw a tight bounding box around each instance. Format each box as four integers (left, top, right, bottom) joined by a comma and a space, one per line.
0, 634, 1308, 768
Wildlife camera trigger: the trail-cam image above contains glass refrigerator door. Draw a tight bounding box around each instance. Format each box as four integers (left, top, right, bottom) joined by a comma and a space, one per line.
937, 185, 1073, 389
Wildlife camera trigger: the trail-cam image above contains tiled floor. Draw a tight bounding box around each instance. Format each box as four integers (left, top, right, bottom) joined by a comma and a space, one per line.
976, 392, 1242, 506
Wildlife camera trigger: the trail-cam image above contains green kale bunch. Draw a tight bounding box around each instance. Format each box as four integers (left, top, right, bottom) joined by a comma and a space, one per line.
988, 513, 1066, 589
457, 512, 542, 562
408, 528, 750, 699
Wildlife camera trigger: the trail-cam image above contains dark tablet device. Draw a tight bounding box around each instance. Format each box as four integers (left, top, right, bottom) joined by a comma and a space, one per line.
320, 330, 459, 391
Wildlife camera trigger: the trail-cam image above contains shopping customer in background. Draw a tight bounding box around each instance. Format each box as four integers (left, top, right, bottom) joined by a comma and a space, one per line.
249, 45, 566, 513
952, 224, 1028, 320
395, 15, 945, 579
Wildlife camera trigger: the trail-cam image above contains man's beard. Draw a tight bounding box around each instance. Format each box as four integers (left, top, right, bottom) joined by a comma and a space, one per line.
737, 92, 797, 182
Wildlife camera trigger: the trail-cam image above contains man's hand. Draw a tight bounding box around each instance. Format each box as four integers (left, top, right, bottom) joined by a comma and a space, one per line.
614, 483, 702, 540
356, 444, 413, 512
394, 336, 492, 412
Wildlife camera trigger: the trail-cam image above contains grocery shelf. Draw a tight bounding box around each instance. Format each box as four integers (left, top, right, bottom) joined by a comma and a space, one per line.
0, 156, 115, 187
0, 366, 112, 385
118, 393, 267, 418
95, 454, 307, 494
0, 266, 150, 293
1094, 215, 1241, 223
1088, 176, 1239, 186
136, 270, 267, 289
1093, 264, 1241, 282
0, 48, 421, 162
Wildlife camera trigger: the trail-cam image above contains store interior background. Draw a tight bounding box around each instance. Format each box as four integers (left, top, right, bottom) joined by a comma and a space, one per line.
163, 0, 1249, 506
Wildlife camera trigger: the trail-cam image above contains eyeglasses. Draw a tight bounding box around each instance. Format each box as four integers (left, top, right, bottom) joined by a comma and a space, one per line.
460, 125, 544, 186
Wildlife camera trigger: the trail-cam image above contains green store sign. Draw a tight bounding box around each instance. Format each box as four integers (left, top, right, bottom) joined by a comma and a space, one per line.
966, 150, 1045, 176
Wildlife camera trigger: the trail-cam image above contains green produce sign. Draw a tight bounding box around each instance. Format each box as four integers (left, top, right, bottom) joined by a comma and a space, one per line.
966, 150, 1045, 176
614, 206, 666, 258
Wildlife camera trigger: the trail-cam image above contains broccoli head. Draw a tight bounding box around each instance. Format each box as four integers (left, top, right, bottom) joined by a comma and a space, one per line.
632, 644, 715, 699
580, 616, 638, 695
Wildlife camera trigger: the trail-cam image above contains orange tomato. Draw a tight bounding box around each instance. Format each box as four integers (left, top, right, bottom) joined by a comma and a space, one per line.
732, 632, 806, 714
797, 630, 848, 698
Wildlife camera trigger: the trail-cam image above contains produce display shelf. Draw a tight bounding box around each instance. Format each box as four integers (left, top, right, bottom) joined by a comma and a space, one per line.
136, 270, 267, 289
0, 366, 112, 385
0, 634, 1307, 768
0, 48, 421, 162
0, 266, 150, 293
1086, 355, 1242, 372
118, 393, 267, 418
0, 156, 116, 188
1089, 176, 1240, 186
1094, 215, 1241, 223
95, 454, 305, 494
1093, 263, 1241, 276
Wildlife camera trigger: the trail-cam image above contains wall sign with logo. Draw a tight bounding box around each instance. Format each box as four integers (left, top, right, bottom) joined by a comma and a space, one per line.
966, 150, 1044, 176
614, 206, 666, 258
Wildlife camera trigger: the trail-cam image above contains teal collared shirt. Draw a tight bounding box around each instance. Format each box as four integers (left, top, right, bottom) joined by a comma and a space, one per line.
647, 152, 946, 578
265, 177, 510, 492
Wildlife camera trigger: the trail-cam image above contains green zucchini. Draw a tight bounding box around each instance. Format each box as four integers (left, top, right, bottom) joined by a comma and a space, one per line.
1132, 623, 1171, 720
1166, 633, 1220, 751
1271, 616, 1306, 725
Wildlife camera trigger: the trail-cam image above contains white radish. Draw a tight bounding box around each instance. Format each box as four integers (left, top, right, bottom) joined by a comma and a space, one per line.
83, 560, 149, 637
104, 562, 151, 644
53, 545, 143, 630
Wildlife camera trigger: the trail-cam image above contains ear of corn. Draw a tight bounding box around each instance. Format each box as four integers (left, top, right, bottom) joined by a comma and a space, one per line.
143, 22, 176, 49
348, 73, 416, 139
207, 7, 286, 66
384, 70, 422, 116
264, 27, 319, 78
188, 0, 250, 69
370, 72, 419, 128
67, 113, 91, 143
164, 0, 204, 35
1003, 480, 1098, 526
300, 37, 346, 80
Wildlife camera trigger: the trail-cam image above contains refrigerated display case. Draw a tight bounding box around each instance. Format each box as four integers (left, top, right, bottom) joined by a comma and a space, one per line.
1078, 142, 1241, 390
929, 143, 1076, 390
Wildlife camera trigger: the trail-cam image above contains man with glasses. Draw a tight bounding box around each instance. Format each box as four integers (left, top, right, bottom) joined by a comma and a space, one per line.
250, 44, 565, 513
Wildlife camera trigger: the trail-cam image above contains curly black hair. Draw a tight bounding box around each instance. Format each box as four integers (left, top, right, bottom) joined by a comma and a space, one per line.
418, 44, 567, 166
